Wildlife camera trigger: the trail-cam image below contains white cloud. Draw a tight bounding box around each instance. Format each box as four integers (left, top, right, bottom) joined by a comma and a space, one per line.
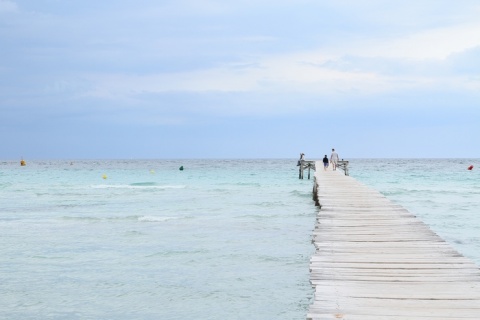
84, 54, 390, 100
79, 4, 480, 101
358, 22, 480, 60
7, 0, 480, 116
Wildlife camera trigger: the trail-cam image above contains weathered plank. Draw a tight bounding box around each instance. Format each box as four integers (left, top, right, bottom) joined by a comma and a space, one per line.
308, 163, 480, 319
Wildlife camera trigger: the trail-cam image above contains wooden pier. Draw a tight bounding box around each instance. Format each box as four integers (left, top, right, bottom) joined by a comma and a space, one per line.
308, 163, 480, 319
299, 160, 350, 179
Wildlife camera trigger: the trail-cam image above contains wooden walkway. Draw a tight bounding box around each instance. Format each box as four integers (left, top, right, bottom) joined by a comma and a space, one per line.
308, 164, 480, 319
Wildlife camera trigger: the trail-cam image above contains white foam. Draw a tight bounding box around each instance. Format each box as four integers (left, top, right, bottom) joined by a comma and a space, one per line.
137, 215, 176, 222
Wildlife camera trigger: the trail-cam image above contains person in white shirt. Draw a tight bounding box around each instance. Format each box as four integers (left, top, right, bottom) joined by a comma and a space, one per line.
330, 149, 339, 171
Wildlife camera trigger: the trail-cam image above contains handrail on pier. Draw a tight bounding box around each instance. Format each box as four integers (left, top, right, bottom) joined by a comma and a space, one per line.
337, 160, 349, 176
298, 160, 316, 179
298, 160, 349, 179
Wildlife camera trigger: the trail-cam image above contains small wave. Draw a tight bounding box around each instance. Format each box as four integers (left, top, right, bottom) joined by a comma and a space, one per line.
235, 213, 281, 219
233, 182, 262, 187
137, 215, 178, 222
290, 190, 312, 198
90, 184, 186, 190
124, 230, 146, 236
61, 215, 184, 223
61, 216, 102, 222
145, 249, 209, 258
130, 182, 157, 186
31, 255, 69, 260
256, 201, 286, 207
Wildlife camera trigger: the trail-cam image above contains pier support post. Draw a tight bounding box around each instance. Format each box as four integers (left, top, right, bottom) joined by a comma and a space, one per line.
312, 176, 320, 207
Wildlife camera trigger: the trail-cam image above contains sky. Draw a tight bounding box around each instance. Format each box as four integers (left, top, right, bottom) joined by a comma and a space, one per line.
1, 0, 480, 159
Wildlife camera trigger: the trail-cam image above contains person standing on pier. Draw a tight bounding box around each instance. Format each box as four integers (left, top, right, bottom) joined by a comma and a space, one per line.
330, 148, 339, 171
322, 155, 329, 171
297, 153, 305, 166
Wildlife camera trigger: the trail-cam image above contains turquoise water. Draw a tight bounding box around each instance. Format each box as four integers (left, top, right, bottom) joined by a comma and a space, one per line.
1, 159, 479, 319
0, 160, 316, 320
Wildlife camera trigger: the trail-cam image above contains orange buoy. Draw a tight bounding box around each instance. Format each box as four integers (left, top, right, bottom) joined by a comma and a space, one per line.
468, 165, 474, 170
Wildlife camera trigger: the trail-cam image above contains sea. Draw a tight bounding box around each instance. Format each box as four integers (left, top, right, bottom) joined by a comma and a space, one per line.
0, 159, 479, 320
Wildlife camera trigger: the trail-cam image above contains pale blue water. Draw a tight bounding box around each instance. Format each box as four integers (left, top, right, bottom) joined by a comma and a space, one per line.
1, 159, 479, 319
0, 160, 316, 320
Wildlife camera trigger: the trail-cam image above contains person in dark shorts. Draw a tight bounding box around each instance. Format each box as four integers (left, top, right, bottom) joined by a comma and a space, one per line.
322, 155, 329, 171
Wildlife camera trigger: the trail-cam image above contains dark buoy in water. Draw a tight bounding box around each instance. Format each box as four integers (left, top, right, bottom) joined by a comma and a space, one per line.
468, 165, 474, 170
179, 166, 184, 171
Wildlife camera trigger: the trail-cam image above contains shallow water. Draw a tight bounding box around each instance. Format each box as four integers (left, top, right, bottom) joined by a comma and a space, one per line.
0, 159, 316, 320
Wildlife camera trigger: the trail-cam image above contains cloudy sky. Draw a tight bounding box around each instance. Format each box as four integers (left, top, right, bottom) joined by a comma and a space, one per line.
1, 0, 479, 159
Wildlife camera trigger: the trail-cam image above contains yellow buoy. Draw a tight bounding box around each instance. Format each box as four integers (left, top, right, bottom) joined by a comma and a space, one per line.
102, 174, 107, 179
20, 159, 26, 166
150, 169, 155, 174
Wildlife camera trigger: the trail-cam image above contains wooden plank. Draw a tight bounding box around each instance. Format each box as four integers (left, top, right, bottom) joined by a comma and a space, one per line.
308, 163, 480, 319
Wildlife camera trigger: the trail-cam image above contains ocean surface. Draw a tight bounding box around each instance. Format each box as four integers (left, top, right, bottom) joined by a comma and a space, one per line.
1, 159, 479, 319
